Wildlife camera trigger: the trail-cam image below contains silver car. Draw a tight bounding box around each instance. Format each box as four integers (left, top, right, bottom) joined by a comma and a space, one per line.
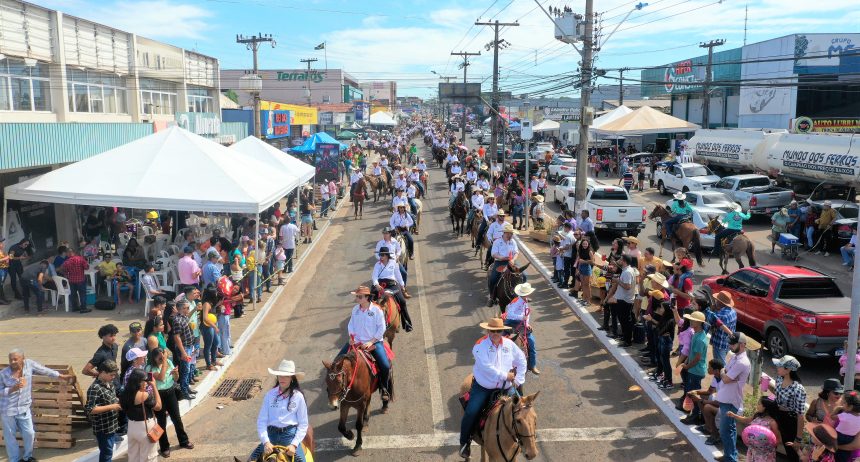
658, 200, 728, 249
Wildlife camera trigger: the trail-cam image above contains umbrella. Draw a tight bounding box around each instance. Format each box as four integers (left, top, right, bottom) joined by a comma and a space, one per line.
457, 145, 468, 151
337, 130, 358, 140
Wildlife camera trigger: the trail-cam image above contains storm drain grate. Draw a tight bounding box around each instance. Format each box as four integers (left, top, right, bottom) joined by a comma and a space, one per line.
212, 378, 239, 397
232, 379, 261, 400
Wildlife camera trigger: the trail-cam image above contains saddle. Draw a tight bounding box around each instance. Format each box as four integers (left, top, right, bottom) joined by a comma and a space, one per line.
352, 342, 395, 378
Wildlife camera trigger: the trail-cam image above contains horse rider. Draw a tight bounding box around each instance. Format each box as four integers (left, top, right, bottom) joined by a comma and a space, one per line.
484, 209, 506, 267
409, 167, 424, 198
390, 204, 415, 260
392, 188, 408, 211
449, 175, 466, 207
467, 188, 484, 232
450, 159, 463, 177
664, 192, 694, 241
505, 283, 540, 375
371, 248, 413, 332
406, 181, 419, 216
487, 222, 526, 306
337, 286, 393, 401
477, 195, 499, 247
394, 171, 408, 192
446, 151, 458, 167
476, 173, 490, 193
376, 226, 408, 288
712, 202, 750, 256
248, 359, 309, 462
349, 167, 363, 198
465, 165, 478, 184
380, 155, 389, 169
372, 161, 383, 179
417, 158, 428, 175
459, 317, 527, 459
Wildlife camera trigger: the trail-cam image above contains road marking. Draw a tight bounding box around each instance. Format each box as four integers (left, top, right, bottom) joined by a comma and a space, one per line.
0, 329, 93, 336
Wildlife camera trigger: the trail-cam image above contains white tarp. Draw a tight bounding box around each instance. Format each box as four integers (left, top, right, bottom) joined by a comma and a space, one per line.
591, 105, 633, 130
4, 126, 291, 214
230, 136, 315, 192
532, 119, 561, 132
370, 112, 396, 126
595, 106, 700, 135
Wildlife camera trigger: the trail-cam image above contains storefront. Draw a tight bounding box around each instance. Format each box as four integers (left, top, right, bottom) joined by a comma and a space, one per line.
221, 68, 361, 107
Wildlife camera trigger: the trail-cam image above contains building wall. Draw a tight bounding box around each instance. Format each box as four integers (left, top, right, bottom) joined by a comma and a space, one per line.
221, 69, 349, 106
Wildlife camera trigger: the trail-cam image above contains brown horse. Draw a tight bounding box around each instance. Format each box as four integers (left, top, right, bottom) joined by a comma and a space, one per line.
234, 427, 315, 462
420, 171, 429, 198
649, 205, 704, 266
705, 217, 757, 274
322, 348, 392, 456
459, 375, 540, 462
451, 191, 469, 236
352, 177, 368, 220
490, 263, 531, 311
411, 198, 423, 235
379, 291, 401, 347
470, 210, 488, 260
365, 174, 387, 203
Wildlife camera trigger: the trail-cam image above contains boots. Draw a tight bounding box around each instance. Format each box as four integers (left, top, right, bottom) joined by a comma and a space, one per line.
0, 285, 8, 304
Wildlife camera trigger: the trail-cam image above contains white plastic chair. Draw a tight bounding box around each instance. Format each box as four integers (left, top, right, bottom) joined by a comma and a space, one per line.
51, 276, 72, 312
117, 233, 131, 248
154, 234, 171, 256
159, 250, 170, 259
141, 226, 154, 236
168, 266, 182, 293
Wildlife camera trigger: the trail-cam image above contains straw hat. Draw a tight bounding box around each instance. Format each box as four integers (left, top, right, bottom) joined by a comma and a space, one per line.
647, 273, 669, 289
496, 208, 506, 216
623, 236, 640, 245
534, 195, 545, 203
728, 202, 742, 212
648, 290, 666, 300
673, 192, 687, 201
683, 311, 706, 323
714, 291, 735, 307
479, 317, 512, 331
351, 285, 372, 296
268, 359, 305, 379
502, 223, 518, 234
514, 283, 535, 297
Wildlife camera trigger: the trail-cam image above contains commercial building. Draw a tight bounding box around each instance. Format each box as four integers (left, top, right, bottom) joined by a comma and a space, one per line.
220, 68, 362, 107
640, 33, 860, 132
0, 0, 242, 262
359, 81, 397, 111
222, 101, 320, 149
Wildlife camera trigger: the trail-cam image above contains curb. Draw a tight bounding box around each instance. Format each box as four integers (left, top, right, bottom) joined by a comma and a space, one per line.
513, 234, 719, 462
74, 199, 345, 462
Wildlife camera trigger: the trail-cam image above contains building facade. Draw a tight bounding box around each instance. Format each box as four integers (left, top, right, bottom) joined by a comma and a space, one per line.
220, 68, 362, 107
359, 81, 397, 111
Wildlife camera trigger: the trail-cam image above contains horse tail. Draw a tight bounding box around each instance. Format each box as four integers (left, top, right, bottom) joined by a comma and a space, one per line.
746, 237, 757, 266
691, 230, 704, 267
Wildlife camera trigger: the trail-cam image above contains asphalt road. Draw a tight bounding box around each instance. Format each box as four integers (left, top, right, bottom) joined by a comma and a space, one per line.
156, 146, 700, 462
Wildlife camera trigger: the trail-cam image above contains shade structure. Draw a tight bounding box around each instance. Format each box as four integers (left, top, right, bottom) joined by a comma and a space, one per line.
369, 112, 396, 126
594, 106, 700, 135
509, 121, 521, 130
289, 132, 348, 154
533, 119, 561, 132
337, 130, 358, 140
230, 136, 315, 194
4, 126, 292, 214
591, 105, 633, 130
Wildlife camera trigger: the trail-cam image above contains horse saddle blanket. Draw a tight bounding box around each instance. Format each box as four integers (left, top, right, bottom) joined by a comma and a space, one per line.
677, 217, 692, 225
356, 349, 379, 376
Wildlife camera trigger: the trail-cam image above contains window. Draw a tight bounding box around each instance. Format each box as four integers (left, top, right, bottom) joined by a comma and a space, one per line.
186, 86, 213, 113
683, 166, 712, 177
749, 275, 771, 297
139, 78, 178, 115
714, 179, 733, 190
724, 269, 757, 292
66, 67, 128, 114
0, 58, 51, 112
737, 177, 770, 189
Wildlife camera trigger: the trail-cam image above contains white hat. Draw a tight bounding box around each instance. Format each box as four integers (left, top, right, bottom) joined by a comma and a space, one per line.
268, 359, 306, 379
673, 192, 687, 201
125, 347, 147, 362
729, 202, 742, 212
514, 283, 535, 296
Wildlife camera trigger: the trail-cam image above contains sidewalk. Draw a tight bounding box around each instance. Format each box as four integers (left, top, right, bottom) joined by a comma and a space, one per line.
0, 201, 341, 462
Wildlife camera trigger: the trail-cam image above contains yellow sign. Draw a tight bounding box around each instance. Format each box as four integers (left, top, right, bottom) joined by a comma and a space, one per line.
260, 101, 318, 125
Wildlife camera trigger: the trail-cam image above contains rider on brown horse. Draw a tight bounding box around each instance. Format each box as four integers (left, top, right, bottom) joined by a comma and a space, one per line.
336, 286, 392, 400
505, 283, 540, 375
372, 247, 413, 332
664, 192, 694, 240
712, 202, 749, 256
459, 317, 527, 459
487, 223, 527, 306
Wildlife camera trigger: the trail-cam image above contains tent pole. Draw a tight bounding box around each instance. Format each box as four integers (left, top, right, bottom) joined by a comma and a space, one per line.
254, 212, 260, 312
2, 198, 7, 240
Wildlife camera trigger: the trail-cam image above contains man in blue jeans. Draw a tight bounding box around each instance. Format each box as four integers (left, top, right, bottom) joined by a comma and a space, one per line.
59, 249, 91, 313
20, 259, 49, 313
84, 360, 121, 462
715, 333, 750, 462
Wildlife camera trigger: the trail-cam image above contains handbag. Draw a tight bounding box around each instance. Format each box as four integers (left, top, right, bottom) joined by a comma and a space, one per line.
142, 402, 164, 443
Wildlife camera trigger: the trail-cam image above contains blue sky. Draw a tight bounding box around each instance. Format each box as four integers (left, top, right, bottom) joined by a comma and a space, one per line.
41, 0, 860, 98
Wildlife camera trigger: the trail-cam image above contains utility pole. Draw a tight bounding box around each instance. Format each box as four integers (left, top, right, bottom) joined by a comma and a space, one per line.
451, 51, 481, 146
236, 33, 275, 139
300, 57, 318, 107
575, 0, 595, 213
477, 20, 518, 170
618, 67, 630, 106
700, 39, 725, 129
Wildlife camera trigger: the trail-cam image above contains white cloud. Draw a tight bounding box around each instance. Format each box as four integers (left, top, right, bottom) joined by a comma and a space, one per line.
48, 0, 214, 40
362, 15, 386, 28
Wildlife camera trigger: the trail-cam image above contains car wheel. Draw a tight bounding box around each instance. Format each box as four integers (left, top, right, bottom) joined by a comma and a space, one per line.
658, 181, 667, 195
766, 329, 789, 358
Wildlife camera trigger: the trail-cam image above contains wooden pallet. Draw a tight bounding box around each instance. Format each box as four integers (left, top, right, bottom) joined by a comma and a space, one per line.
0, 364, 85, 449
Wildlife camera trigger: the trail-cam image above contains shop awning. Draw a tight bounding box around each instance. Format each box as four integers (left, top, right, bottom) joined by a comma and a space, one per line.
533, 119, 561, 132
594, 106, 700, 135
369, 112, 396, 126
337, 130, 359, 139
4, 126, 292, 214
288, 132, 348, 154
230, 136, 315, 192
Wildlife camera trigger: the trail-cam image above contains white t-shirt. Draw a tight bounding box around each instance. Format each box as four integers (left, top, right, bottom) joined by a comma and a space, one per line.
279, 223, 299, 250
614, 265, 636, 303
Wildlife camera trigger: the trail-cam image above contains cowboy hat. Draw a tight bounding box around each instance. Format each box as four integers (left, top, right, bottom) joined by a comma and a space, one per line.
496, 209, 506, 216
623, 236, 639, 245
382, 226, 393, 233
648, 289, 666, 300
647, 273, 670, 289
728, 202, 742, 212
396, 203, 407, 208
713, 291, 735, 307
502, 223, 518, 234
683, 311, 706, 323
479, 317, 513, 331
534, 195, 545, 203
378, 246, 394, 257
268, 359, 305, 379
514, 283, 535, 296
351, 285, 372, 296
673, 192, 687, 201
661, 259, 674, 268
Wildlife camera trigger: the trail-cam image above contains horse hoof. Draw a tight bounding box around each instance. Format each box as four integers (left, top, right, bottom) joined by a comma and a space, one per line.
342, 430, 355, 441
381, 406, 389, 414
351, 447, 363, 457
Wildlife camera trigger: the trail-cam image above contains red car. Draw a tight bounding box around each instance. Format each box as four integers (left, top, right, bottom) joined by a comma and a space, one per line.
703, 266, 852, 359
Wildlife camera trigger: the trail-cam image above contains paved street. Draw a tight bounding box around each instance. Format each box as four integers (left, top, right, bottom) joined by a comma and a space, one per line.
153, 149, 699, 462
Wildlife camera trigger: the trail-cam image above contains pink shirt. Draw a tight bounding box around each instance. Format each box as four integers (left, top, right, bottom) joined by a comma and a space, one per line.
177, 255, 200, 285
677, 324, 693, 356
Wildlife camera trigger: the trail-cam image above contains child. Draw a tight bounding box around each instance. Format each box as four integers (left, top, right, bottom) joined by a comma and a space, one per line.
550, 235, 563, 284
838, 340, 860, 392
790, 423, 837, 462
683, 359, 724, 444
834, 391, 860, 462
274, 246, 286, 285
644, 302, 675, 390
727, 397, 781, 462
112, 262, 135, 304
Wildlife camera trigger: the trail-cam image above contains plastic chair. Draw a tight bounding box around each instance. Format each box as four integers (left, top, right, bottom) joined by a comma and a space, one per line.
168, 266, 182, 293
51, 276, 72, 312
141, 226, 154, 236
117, 233, 131, 248
154, 234, 171, 256
159, 250, 170, 259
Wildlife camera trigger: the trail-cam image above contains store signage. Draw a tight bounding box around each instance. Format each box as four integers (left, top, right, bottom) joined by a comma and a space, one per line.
276, 70, 326, 83
793, 116, 860, 134
260, 101, 318, 125
261, 110, 291, 139
694, 141, 743, 160
780, 148, 858, 176
664, 59, 703, 93
176, 112, 221, 136
794, 34, 860, 72
319, 112, 333, 125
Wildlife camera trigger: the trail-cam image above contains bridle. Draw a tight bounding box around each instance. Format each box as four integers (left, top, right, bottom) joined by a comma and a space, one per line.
495, 398, 536, 462
327, 349, 364, 404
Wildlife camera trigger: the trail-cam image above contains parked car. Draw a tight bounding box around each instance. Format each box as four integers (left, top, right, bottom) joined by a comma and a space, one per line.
703, 266, 852, 359
657, 199, 728, 248
654, 162, 721, 195
550, 175, 598, 204
678, 190, 738, 214
710, 174, 795, 215
547, 156, 577, 182
510, 152, 542, 178
564, 183, 647, 236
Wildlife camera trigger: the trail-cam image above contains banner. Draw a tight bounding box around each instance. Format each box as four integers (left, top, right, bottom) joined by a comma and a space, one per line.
793, 117, 860, 133
261, 101, 318, 125
314, 143, 340, 184
261, 110, 291, 139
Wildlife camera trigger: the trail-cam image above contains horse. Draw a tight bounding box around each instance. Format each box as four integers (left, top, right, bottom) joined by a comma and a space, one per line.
235, 427, 316, 462
489, 263, 531, 312
705, 217, 757, 274
411, 199, 423, 235
352, 177, 368, 220
420, 171, 429, 198
365, 174, 387, 203
648, 205, 704, 266
470, 211, 491, 265
379, 291, 401, 348
433, 147, 445, 168
459, 375, 540, 462
322, 348, 392, 456
451, 191, 469, 236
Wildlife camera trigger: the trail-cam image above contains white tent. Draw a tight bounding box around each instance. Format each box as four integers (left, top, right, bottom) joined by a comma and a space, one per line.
4, 126, 291, 215
591, 105, 633, 130
369, 111, 396, 126
595, 106, 700, 135
230, 136, 315, 192
532, 119, 561, 132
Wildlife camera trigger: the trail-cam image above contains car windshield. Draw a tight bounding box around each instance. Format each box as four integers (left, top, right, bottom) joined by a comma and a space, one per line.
700, 193, 731, 205
838, 206, 859, 219
590, 188, 629, 200
683, 166, 712, 177
737, 177, 771, 189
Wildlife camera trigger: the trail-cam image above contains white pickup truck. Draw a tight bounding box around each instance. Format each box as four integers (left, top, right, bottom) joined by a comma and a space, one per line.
654, 162, 721, 195
564, 183, 647, 237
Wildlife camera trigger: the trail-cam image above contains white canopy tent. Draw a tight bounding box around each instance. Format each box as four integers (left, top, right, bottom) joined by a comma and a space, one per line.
532, 119, 561, 132
369, 111, 396, 126
594, 106, 700, 135
231, 136, 315, 190
591, 105, 633, 130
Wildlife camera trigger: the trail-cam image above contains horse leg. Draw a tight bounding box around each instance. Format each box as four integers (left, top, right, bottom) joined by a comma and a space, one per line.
339, 405, 354, 440
352, 403, 365, 456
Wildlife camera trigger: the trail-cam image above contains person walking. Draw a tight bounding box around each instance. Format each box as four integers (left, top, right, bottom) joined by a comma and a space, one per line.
120, 369, 162, 462
85, 360, 121, 462
145, 348, 193, 458
247, 360, 309, 462
59, 248, 92, 313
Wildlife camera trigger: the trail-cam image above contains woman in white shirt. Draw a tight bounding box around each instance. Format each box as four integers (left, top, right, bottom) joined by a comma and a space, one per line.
248, 359, 309, 462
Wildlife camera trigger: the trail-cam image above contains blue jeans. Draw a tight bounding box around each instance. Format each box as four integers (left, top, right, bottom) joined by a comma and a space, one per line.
719, 403, 739, 462
321, 198, 331, 216
504, 319, 537, 369
249, 425, 306, 462
338, 341, 390, 393
284, 248, 295, 272
95, 431, 116, 462
21, 279, 45, 311
842, 246, 855, 266
663, 214, 689, 239
401, 230, 414, 258
2, 410, 35, 461
218, 314, 232, 355
249, 269, 259, 302
711, 345, 728, 365
178, 346, 193, 396
400, 263, 408, 285
683, 372, 704, 396
713, 229, 739, 255
408, 197, 418, 216
255, 265, 265, 299
70, 280, 87, 311
511, 204, 524, 227
657, 336, 673, 381
459, 381, 518, 446
201, 325, 220, 367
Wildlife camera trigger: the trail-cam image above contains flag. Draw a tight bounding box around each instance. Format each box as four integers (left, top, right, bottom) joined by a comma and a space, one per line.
314, 42, 326, 50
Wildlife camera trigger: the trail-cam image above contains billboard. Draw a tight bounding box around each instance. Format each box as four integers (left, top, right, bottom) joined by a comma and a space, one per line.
439, 83, 482, 105
315, 143, 340, 183
793, 34, 860, 74
260, 110, 291, 139
640, 48, 741, 98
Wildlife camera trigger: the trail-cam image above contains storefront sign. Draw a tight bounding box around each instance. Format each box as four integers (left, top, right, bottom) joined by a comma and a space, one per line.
176, 112, 221, 136
663, 59, 704, 93
261, 101, 317, 125
641, 48, 741, 98
318, 112, 333, 125
794, 34, 860, 73
261, 110, 292, 139
276, 70, 327, 83
793, 117, 860, 134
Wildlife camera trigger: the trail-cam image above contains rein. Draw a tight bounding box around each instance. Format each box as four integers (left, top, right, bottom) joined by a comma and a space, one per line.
494, 399, 535, 462
331, 345, 365, 404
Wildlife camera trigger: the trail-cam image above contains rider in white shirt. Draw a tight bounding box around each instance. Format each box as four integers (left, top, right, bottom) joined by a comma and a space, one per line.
450, 161, 463, 176
409, 167, 424, 198
371, 248, 412, 332
389, 205, 415, 260
394, 173, 407, 191
417, 160, 428, 172
337, 286, 392, 399
406, 183, 419, 216
467, 189, 484, 230
505, 283, 539, 375
459, 318, 526, 459
488, 222, 526, 306
380, 156, 389, 168
372, 162, 382, 177
476, 177, 490, 192
465, 167, 478, 183
391, 190, 408, 210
